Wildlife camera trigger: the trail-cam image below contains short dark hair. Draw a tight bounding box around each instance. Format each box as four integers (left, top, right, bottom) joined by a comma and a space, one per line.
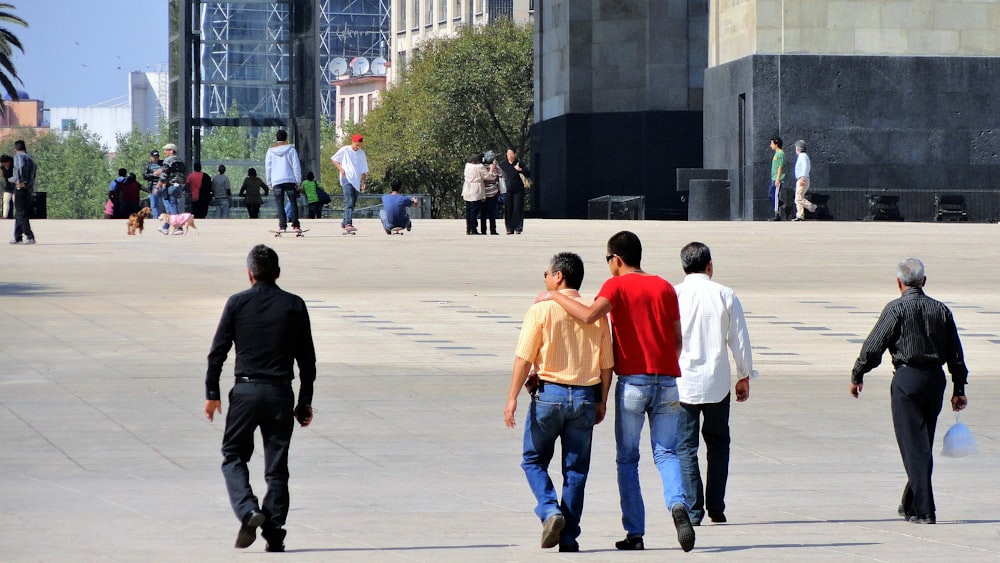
306, 171, 314, 181
14, 140, 26, 151
248, 167, 257, 177
276, 130, 288, 142
0, 154, 11, 164
680, 242, 712, 274
118, 168, 127, 177
246, 244, 280, 283
390, 178, 402, 191
550, 252, 584, 290
467, 152, 484, 164
193, 162, 202, 172
218, 164, 226, 174
607, 231, 642, 268
771, 136, 783, 149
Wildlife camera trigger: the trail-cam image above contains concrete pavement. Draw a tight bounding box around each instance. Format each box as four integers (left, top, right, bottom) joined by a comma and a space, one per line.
1, 217, 997, 561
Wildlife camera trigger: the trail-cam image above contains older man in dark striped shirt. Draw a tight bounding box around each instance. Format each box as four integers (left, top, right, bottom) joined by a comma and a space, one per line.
851, 257, 968, 525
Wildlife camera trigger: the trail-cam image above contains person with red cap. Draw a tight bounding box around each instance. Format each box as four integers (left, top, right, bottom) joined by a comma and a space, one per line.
331, 134, 368, 233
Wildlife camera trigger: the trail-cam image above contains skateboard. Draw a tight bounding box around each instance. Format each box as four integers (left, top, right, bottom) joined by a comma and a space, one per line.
269, 229, 310, 238
342, 225, 358, 235
387, 227, 405, 236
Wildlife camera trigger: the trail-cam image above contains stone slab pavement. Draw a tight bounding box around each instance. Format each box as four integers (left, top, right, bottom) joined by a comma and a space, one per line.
1, 217, 997, 562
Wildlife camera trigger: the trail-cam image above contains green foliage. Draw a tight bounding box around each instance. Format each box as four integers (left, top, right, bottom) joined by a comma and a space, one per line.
110, 126, 168, 181
16, 127, 111, 218
353, 20, 533, 217
0, 3, 27, 108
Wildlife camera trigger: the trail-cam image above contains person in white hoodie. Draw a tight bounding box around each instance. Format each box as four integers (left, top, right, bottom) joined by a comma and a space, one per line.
265, 130, 303, 232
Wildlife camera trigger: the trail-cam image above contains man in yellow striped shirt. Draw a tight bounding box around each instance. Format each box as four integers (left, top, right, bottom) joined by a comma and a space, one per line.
504, 252, 614, 552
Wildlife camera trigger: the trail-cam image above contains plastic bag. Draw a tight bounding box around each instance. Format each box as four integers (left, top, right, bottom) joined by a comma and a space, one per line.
941, 413, 978, 458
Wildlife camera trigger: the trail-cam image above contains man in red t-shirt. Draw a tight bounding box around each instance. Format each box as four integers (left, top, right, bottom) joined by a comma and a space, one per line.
545, 230, 694, 553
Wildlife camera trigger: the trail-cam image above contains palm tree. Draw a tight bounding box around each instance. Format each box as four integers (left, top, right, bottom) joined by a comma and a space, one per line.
0, 3, 27, 106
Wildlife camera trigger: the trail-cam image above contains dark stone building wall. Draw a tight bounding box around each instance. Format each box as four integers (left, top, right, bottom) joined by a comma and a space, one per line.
531, 111, 703, 219
704, 54, 1000, 222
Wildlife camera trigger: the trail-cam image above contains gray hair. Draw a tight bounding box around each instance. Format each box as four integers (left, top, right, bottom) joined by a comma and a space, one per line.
794, 140, 806, 152
896, 257, 925, 287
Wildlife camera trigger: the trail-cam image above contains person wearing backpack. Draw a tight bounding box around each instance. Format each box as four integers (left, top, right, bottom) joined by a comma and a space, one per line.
107, 168, 127, 219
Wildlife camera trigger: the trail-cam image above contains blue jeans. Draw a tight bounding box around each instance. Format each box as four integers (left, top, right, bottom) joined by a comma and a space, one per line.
768, 180, 782, 215
521, 383, 598, 546
273, 183, 300, 230
149, 187, 163, 214
164, 184, 181, 214
615, 375, 686, 538
379, 209, 410, 231
678, 394, 731, 523
341, 179, 358, 227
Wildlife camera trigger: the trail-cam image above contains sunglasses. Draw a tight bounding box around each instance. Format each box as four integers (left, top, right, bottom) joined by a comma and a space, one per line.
606, 255, 615, 263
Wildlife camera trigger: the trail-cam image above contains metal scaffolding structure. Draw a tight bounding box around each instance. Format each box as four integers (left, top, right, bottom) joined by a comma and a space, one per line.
192, 0, 389, 121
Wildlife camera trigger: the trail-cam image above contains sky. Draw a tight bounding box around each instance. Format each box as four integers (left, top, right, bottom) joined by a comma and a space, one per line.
9, 1, 168, 107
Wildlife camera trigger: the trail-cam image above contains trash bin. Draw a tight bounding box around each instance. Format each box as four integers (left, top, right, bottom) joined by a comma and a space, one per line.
687, 180, 730, 220
30, 191, 46, 219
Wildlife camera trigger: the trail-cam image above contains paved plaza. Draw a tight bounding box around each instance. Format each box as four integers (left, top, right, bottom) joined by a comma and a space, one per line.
1, 218, 997, 562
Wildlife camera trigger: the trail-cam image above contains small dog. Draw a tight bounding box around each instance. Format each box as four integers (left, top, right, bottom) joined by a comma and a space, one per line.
158, 212, 199, 235
127, 207, 153, 235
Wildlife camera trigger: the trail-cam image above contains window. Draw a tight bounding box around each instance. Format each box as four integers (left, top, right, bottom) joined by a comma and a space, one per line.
339, 99, 346, 126
426, 0, 433, 26
413, 0, 419, 29
476, 0, 483, 15
61, 118, 78, 131
397, 0, 406, 31
454, 0, 461, 20
349, 97, 355, 123
440, 0, 447, 22
368, 94, 374, 114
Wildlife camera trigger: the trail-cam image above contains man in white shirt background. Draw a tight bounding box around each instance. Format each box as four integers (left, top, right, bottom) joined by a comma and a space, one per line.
331, 134, 369, 232
675, 242, 756, 526
793, 139, 817, 221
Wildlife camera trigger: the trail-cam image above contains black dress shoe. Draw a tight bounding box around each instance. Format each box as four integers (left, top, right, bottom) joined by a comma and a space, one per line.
615, 536, 644, 550
262, 523, 287, 552
235, 509, 265, 549
898, 504, 915, 520
559, 542, 579, 552
709, 512, 727, 523
672, 503, 696, 552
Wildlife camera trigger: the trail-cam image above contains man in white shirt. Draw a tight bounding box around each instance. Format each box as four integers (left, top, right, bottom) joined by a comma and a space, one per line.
331, 134, 369, 232
675, 242, 755, 526
793, 139, 817, 221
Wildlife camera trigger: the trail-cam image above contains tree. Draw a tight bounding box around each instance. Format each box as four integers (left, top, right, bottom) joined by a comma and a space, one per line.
0, 2, 27, 107
17, 126, 111, 218
350, 20, 533, 217
110, 125, 168, 184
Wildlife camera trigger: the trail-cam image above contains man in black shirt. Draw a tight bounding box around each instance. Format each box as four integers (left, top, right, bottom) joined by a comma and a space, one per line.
497, 148, 529, 235
205, 244, 317, 551
851, 257, 968, 525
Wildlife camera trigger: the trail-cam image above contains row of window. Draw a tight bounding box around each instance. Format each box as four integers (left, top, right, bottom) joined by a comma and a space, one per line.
396, 0, 486, 31
338, 94, 377, 127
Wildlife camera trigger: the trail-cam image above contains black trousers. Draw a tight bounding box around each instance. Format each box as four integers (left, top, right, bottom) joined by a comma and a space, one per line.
891, 365, 946, 517
465, 200, 483, 234
504, 190, 524, 233
13, 188, 33, 242
678, 394, 732, 522
221, 380, 295, 527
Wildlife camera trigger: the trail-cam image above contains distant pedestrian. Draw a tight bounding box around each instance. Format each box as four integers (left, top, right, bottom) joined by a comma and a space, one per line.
496, 148, 529, 234
2, 154, 15, 219
767, 136, 786, 221
851, 258, 969, 525
212, 165, 233, 219
107, 168, 127, 218
187, 162, 212, 219
301, 172, 322, 219
119, 173, 143, 218
792, 140, 817, 221
265, 130, 303, 233
331, 134, 368, 233
239, 168, 268, 219
143, 150, 164, 213
159, 143, 186, 217
10, 139, 37, 245
462, 153, 494, 235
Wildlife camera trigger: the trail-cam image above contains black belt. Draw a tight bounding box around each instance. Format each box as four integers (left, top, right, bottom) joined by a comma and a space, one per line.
536, 380, 599, 392
235, 376, 289, 385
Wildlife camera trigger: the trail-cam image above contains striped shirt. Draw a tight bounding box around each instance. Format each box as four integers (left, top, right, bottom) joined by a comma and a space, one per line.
515, 289, 615, 386
851, 287, 968, 386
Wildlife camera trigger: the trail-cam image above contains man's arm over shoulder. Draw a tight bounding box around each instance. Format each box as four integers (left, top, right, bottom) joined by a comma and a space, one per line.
549, 290, 612, 325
